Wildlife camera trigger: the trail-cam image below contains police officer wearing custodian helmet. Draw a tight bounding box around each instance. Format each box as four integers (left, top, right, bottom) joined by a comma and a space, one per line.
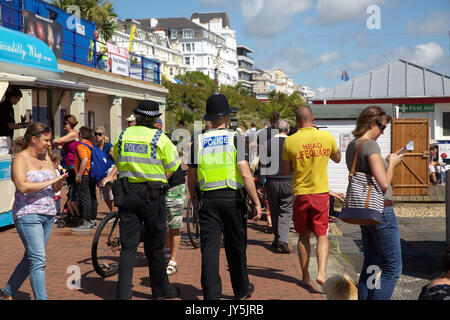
106, 100, 181, 300
187, 93, 263, 300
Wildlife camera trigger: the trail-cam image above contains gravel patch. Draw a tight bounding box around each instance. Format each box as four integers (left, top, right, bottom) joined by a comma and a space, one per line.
393, 203, 446, 217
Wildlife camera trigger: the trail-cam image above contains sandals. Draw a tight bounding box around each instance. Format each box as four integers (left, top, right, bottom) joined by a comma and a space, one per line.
166, 261, 178, 276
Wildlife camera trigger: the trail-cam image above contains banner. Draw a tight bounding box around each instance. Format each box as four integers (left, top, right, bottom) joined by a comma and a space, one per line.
107, 43, 130, 77
23, 10, 63, 59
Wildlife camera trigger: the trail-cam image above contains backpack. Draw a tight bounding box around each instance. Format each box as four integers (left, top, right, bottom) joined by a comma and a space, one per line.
76, 142, 110, 182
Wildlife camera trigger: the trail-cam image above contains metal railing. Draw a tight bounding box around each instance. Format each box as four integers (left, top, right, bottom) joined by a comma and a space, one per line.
0, 0, 161, 85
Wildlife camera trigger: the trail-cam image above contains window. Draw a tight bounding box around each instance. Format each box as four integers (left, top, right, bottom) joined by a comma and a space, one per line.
192, 43, 195, 52
183, 29, 194, 39
170, 30, 177, 39
185, 43, 191, 52
182, 44, 185, 52
184, 57, 190, 65
443, 112, 450, 136
170, 68, 173, 76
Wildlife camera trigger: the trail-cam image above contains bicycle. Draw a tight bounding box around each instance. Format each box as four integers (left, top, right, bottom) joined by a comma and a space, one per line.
91, 211, 122, 278
185, 187, 201, 248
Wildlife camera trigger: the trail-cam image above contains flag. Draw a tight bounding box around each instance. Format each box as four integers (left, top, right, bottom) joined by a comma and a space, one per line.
129, 24, 136, 53
341, 70, 349, 81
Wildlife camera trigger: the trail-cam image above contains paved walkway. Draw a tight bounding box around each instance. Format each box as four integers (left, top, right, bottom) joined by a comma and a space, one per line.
328, 216, 447, 300
0, 202, 323, 300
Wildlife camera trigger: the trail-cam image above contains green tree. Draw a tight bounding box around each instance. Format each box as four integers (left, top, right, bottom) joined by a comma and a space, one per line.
53, 0, 117, 40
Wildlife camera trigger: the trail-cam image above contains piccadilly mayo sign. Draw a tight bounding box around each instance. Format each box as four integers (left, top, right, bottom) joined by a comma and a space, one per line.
0, 26, 60, 73
399, 104, 434, 113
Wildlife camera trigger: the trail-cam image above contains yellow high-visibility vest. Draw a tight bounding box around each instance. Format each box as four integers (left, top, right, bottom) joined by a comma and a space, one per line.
197, 129, 244, 191
114, 126, 180, 183
89, 37, 107, 61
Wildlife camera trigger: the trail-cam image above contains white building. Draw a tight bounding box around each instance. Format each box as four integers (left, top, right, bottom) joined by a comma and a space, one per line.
112, 18, 187, 82
236, 45, 256, 92
310, 59, 450, 195
190, 12, 238, 86
295, 85, 316, 100
138, 17, 229, 86
253, 68, 295, 100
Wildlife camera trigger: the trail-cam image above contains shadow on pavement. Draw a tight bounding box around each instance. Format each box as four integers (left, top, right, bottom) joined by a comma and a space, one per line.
400, 240, 446, 281
247, 265, 299, 285
78, 270, 116, 300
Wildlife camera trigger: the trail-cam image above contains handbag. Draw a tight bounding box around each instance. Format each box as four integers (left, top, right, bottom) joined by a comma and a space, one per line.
339, 140, 384, 226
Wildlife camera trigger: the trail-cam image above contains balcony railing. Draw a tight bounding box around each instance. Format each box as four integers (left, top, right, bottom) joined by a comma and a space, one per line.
0, 0, 161, 85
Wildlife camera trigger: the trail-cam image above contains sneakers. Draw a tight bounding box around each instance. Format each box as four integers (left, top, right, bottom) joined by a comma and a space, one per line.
153, 286, 180, 300
90, 220, 97, 229
277, 242, 291, 254
166, 261, 178, 275
71, 220, 92, 232
0, 289, 12, 300
234, 283, 254, 300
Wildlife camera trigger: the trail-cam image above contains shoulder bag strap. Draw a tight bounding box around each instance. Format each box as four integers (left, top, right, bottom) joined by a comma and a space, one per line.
344, 139, 368, 208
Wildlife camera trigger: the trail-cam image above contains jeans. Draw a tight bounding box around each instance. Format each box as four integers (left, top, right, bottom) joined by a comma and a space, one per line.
2, 214, 54, 300
97, 56, 108, 71
358, 206, 402, 300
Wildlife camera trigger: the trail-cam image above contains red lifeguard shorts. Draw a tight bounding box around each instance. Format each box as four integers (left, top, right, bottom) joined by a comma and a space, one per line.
293, 193, 329, 237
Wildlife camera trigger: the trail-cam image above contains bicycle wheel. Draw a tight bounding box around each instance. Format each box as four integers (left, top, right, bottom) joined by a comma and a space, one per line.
186, 199, 201, 248
91, 211, 121, 278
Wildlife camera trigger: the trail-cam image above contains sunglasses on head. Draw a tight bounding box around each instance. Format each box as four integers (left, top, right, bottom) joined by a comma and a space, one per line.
375, 119, 387, 131
94, 132, 103, 137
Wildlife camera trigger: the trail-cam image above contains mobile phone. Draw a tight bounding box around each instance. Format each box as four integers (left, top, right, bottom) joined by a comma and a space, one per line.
398, 146, 407, 154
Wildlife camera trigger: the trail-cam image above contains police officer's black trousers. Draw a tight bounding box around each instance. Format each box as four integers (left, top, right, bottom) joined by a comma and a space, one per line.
116, 190, 172, 300
199, 197, 249, 300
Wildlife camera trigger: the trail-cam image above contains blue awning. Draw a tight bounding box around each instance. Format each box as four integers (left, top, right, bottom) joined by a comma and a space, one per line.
174, 78, 184, 84
0, 26, 62, 74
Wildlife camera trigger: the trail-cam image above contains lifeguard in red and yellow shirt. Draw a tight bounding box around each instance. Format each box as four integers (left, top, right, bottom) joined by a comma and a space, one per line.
281, 106, 341, 288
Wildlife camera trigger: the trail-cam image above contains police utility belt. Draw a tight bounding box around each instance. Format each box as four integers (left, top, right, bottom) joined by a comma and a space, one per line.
112, 177, 169, 206
201, 188, 246, 203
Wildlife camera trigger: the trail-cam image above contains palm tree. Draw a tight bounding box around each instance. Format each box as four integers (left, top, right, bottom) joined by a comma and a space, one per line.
53, 0, 117, 41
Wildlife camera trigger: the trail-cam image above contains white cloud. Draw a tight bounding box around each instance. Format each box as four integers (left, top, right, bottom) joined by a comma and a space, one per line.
306, 0, 385, 25
316, 51, 341, 64
264, 47, 342, 76
405, 11, 450, 36
410, 42, 445, 67
324, 42, 447, 79
241, 0, 314, 37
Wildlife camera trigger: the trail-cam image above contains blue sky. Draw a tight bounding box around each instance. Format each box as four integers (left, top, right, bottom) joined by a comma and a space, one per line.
112, 0, 450, 92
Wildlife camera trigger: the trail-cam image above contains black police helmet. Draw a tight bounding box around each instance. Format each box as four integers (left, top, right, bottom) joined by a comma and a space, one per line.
133, 100, 162, 117
203, 93, 230, 121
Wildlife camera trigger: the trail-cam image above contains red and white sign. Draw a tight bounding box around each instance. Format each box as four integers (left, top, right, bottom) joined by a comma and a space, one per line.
107, 43, 130, 77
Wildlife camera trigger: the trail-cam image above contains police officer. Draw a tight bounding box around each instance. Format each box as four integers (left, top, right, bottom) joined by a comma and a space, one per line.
187, 93, 263, 300
105, 100, 181, 300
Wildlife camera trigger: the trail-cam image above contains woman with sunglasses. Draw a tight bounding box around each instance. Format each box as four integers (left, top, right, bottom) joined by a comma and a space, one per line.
94, 126, 115, 211
0, 123, 68, 300
345, 106, 404, 300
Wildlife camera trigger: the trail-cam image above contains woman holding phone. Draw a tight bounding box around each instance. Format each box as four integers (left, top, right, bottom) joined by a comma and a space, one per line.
0, 123, 68, 300
345, 106, 404, 300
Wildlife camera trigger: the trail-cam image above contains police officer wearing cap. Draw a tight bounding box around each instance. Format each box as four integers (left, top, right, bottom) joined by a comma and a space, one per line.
105, 100, 181, 300
187, 93, 263, 300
